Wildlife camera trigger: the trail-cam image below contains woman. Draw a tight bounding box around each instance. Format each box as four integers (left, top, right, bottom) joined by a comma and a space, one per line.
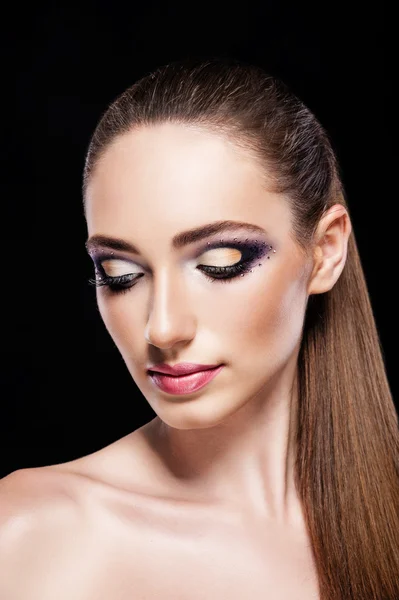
1, 57, 398, 600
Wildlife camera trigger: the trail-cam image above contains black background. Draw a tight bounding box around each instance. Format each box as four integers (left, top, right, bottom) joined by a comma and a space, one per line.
1, 3, 392, 479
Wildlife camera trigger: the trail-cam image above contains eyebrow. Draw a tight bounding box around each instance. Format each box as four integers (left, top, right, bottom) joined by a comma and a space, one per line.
85, 220, 267, 254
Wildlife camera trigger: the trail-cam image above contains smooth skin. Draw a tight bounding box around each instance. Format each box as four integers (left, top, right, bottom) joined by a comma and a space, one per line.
0, 123, 351, 599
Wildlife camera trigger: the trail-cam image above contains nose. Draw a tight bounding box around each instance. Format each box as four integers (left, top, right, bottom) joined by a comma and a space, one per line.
144, 267, 196, 350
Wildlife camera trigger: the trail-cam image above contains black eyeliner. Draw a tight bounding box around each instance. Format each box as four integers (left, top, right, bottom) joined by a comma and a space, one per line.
87, 237, 275, 293
197, 238, 272, 283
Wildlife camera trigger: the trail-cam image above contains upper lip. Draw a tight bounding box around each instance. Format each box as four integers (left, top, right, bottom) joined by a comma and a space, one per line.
147, 362, 221, 376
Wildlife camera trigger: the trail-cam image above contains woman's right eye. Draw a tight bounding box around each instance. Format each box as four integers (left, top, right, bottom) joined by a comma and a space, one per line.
99, 258, 139, 278
88, 272, 141, 294
87, 258, 141, 294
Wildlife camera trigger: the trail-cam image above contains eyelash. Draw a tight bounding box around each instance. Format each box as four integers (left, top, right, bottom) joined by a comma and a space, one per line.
88, 241, 269, 296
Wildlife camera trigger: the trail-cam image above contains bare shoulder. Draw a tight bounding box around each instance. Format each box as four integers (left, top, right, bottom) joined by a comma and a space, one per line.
0, 464, 85, 527
0, 466, 87, 599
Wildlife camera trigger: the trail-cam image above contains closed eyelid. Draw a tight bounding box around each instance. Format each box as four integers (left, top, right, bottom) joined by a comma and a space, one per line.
198, 247, 243, 266
93, 249, 242, 275
89, 238, 276, 293
97, 258, 139, 277
92, 238, 272, 273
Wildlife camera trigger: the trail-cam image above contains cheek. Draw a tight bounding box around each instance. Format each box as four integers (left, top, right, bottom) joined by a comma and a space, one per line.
96, 293, 143, 350
212, 272, 308, 360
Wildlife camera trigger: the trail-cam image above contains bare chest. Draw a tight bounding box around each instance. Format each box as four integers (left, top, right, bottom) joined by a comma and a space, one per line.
21, 478, 320, 600
61, 503, 320, 600
103, 528, 320, 600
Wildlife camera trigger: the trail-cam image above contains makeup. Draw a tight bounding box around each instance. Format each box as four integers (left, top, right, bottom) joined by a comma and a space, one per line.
148, 365, 224, 395
87, 236, 276, 295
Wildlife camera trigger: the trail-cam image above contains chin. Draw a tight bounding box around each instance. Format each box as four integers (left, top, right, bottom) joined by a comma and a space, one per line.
152, 394, 249, 431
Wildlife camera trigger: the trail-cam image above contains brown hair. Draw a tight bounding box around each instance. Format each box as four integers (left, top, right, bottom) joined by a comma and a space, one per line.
82, 57, 399, 599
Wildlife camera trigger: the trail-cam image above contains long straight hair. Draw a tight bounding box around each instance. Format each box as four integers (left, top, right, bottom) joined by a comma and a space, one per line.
82, 57, 399, 600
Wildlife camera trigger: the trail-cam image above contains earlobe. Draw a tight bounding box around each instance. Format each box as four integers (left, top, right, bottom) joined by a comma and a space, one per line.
307, 205, 352, 296
307, 246, 326, 296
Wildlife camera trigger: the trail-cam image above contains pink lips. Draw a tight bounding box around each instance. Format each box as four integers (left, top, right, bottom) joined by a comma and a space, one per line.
147, 362, 221, 376
148, 364, 224, 395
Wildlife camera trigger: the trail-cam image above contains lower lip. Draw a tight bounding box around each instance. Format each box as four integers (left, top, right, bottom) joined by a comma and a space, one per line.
148, 365, 224, 395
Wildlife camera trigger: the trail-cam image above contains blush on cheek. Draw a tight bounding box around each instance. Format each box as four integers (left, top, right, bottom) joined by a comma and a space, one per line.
233, 275, 307, 360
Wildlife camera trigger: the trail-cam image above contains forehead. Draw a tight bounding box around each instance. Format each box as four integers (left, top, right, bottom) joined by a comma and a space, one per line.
85, 123, 292, 241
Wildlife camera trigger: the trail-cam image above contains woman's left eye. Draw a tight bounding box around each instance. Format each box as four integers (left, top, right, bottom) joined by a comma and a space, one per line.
197, 247, 255, 283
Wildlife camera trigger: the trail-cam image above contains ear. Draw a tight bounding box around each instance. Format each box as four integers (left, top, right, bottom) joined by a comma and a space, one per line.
307, 204, 352, 295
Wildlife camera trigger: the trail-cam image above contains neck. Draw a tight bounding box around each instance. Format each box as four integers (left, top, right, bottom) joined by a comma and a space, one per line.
145, 359, 302, 528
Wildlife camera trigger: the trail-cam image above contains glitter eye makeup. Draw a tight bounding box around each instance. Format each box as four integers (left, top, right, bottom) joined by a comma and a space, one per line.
87, 238, 275, 296
196, 239, 272, 283
88, 254, 143, 296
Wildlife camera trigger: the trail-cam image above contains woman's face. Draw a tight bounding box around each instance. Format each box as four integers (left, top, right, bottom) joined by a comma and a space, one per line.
85, 123, 313, 429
